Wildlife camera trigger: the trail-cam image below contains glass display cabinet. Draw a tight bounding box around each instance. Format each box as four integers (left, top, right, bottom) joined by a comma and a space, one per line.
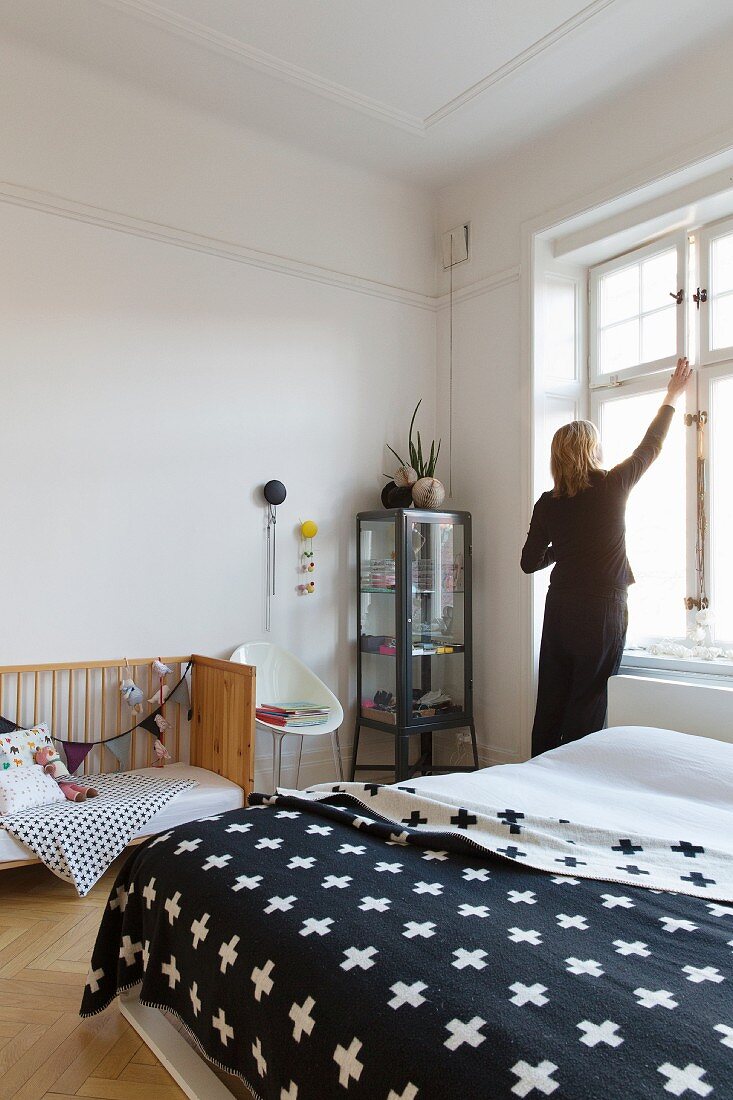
353, 509, 477, 782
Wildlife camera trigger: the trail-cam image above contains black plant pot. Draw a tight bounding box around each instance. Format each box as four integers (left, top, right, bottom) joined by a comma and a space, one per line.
381, 481, 413, 509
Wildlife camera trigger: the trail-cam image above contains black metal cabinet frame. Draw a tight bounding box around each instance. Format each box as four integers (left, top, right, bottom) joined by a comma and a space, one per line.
352, 508, 478, 782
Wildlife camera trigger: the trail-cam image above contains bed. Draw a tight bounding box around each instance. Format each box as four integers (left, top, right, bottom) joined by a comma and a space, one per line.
81, 725, 733, 1100
0, 654, 255, 878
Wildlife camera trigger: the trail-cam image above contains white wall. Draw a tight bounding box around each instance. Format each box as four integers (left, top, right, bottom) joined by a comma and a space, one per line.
0, 38, 437, 788
436, 30, 733, 764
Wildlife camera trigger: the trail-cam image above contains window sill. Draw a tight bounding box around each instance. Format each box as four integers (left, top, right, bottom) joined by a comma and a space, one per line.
621, 649, 733, 682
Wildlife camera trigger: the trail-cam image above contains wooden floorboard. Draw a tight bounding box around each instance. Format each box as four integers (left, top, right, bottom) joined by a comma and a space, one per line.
0, 862, 192, 1100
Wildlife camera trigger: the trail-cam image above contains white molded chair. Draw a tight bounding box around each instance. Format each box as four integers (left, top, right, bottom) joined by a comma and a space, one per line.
230, 642, 344, 791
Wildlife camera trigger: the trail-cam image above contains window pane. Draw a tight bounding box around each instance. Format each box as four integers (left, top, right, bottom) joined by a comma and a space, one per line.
601, 265, 639, 326
711, 232, 733, 296
544, 277, 576, 381
599, 390, 686, 641
711, 290, 733, 350
641, 306, 676, 363
642, 249, 677, 313
710, 375, 733, 643
601, 318, 639, 374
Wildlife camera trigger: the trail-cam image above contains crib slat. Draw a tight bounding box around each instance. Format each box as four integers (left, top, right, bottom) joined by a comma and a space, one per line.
174, 662, 181, 761
51, 671, 57, 732
84, 668, 90, 742
16, 672, 22, 726
33, 671, 39, 727
130, 664, 137, 769
68, 669, 74, 741
147, 663, 154, 766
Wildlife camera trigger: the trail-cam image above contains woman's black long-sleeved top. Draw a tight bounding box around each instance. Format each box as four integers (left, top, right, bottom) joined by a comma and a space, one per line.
521, 405, 675, 597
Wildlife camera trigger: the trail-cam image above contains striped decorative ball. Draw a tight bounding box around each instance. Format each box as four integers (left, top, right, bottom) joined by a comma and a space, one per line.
394, 465, 418, 487
412, 477, 445, 509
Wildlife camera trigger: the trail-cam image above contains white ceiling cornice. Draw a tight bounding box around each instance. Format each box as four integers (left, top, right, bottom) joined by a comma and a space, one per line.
95, 0, 617, 135
96, 0, 425, 133
424, 0, 617, 128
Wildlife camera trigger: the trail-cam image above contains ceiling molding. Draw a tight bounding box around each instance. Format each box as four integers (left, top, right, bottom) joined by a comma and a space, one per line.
95, 0, 426, 134
0, 180, 436, 310
424, 0, 618, 128
95, 0, 617, 134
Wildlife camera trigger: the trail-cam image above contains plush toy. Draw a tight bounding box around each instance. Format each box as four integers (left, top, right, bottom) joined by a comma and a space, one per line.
34, 746, 98, 802
152, 738, 171, 767
120, 677, 144, 713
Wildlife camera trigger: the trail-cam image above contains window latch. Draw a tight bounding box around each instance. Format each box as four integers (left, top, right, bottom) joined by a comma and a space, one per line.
669, 289, 684, 304
693, 287, 708, 309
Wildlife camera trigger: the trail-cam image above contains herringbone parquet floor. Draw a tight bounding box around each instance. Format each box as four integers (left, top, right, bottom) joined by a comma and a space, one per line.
0, 860, 251, 1100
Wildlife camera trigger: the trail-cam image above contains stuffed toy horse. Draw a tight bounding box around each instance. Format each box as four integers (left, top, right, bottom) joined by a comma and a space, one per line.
34, 746, 98, 802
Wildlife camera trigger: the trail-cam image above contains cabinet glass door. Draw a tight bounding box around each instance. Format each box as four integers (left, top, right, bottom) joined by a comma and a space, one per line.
409, 517, 466, 722
359, 517, 398, 726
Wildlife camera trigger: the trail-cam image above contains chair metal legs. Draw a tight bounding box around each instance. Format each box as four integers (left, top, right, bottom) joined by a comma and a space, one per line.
277, 729, 343, 792
272, 730, 285, 792
330, 729, 344, 782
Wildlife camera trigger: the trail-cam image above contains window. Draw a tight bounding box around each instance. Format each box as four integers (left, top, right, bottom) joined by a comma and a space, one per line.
589, 222, 733, 658
590, 233, 686, 386
594, 381, 687, 644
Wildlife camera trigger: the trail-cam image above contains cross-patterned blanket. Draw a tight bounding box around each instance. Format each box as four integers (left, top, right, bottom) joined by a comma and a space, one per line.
2, 771, 195, 895
80, 790, 732, 1099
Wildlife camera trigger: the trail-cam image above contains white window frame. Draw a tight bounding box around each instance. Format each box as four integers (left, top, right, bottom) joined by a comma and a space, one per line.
590, 372, 696, 648
697, 359, 733, 649
589, 231, 687, 388
697, 214, 733, 366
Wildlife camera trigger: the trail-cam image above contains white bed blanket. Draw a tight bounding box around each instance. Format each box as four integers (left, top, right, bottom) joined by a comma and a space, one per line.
408, 726, 733, 850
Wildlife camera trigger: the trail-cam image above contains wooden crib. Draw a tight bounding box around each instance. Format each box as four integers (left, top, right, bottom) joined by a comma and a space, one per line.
0, 653, 255, 870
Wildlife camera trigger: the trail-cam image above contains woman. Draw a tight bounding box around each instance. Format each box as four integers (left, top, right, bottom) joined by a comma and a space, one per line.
522, 357, 692, 757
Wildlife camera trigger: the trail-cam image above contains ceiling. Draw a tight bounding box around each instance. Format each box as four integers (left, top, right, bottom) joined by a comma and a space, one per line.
4, 0, 733, 188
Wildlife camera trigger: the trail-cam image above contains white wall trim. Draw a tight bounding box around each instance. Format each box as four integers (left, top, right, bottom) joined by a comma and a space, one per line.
97, 0, 616, 136
424, 0, 617, 129
0, 180, 436, 311
435, 266, 520, 307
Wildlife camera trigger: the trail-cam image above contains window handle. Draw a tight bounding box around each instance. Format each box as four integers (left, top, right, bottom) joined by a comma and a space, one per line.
669, 289, 684, 304
693, 287, 708, 309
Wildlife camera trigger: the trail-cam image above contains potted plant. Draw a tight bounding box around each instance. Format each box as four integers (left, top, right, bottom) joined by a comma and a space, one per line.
382, 400, 445, 509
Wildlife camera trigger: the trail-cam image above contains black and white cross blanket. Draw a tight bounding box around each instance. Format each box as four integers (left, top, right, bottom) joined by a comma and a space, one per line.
2, 771, 195, 895
81, 790, 733, 1099
291, 780, 733, 902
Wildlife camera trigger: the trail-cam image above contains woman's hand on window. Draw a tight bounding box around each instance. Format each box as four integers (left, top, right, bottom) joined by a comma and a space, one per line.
665, 357, 693, 405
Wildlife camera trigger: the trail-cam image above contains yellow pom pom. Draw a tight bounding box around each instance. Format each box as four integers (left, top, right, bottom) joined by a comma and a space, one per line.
301, 520, 318, 539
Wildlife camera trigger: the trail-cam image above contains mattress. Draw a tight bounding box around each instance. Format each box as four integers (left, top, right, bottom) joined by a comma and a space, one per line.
0, 763, 244, 865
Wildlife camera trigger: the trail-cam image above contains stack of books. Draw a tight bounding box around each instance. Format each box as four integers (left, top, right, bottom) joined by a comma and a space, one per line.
256, 702, 330, 727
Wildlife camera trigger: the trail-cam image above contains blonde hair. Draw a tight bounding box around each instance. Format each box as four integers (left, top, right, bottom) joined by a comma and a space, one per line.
550, 420, 603, 497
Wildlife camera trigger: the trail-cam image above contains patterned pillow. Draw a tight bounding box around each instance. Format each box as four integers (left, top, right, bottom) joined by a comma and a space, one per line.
0, 765, 66, 814
0, 724, 54, 770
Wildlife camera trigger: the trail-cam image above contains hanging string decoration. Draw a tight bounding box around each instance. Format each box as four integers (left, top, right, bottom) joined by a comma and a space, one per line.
263, 480, 287, 630
298, 519, 318, 595
55, 659, 192, 773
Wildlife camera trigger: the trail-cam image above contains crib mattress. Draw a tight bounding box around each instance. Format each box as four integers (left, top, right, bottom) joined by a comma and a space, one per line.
0, 763, 244, 865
